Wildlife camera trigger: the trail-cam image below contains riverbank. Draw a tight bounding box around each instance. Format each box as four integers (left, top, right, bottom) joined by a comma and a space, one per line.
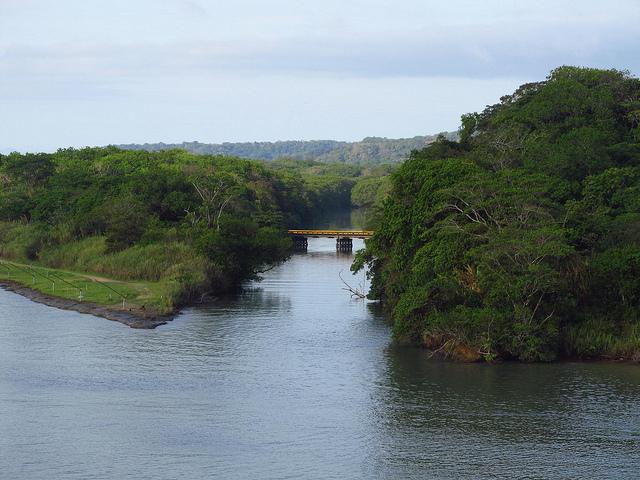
0, 279, 173, 328
0, 259, 177, 328
420, 333, 640, 363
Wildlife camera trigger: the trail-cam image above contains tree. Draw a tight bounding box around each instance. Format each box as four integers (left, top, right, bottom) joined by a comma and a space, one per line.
103, 196, 150, 251
190, 172, 241, 230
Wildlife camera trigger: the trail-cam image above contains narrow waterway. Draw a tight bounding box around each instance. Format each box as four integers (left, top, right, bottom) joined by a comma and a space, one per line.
1, 238, 639, 479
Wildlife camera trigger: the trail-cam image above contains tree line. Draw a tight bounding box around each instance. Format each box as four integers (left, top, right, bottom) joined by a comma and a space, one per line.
117, 133, 457, 165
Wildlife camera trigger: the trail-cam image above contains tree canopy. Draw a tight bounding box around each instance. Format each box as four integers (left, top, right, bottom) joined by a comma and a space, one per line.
355, 67, 640, 361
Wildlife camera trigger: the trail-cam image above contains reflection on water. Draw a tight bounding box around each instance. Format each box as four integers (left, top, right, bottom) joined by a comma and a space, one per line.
377, 350, 640, 478
1, 237, 639, 479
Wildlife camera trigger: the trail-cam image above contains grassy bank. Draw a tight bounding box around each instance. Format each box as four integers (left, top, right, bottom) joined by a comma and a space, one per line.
0, 259, 173, 315
0, 221, 210, 315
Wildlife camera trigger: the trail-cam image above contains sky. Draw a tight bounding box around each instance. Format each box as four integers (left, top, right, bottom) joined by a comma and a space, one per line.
1, 0, 639, 152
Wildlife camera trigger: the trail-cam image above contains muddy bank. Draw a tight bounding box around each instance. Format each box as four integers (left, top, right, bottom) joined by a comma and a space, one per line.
0, 280, 174, 329
420, 333, 640, 363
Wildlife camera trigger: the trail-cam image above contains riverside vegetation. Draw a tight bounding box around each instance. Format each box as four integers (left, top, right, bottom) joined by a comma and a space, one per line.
0, 148, 389, 317
354, 67, 640, 362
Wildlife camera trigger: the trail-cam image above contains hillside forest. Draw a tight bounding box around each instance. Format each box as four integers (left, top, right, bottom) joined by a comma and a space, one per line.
118, 133, 457, 165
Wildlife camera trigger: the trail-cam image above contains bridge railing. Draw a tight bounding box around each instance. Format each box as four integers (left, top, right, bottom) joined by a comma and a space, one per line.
287, 229, 374, 238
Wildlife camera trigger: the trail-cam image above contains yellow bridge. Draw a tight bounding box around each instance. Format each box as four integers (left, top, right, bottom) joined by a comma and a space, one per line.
287, 229, 374, 239
288, 229, 374, 251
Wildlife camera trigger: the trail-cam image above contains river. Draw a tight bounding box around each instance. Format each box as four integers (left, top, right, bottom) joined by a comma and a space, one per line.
1, 237, 639, 479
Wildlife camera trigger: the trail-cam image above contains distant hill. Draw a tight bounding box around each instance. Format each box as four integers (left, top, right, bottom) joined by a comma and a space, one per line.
116, 132, 458, 164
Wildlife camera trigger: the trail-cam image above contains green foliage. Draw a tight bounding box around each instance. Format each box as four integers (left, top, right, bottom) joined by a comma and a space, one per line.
103, 196, 150, 251
0, 143, 397, 316
357, 67, 640, 361
0, 221, 48, 260
0, 147, 350, 313
268, 157, 394, 225
37, 236, 203, 281
196, 220, 291, 285
351, 176, 390, 208
302, 176, 356, 216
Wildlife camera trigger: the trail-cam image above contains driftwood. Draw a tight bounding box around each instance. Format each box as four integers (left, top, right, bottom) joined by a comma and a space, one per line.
338, 270, 367, 299
199, 291, 214, 303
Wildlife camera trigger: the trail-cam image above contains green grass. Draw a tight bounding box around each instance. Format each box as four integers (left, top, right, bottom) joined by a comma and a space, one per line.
564, 316, 640, 359
0, 222, 212, 314
38, 236, 208, 281
0, 221, 47, 261
0, 259, 175, 315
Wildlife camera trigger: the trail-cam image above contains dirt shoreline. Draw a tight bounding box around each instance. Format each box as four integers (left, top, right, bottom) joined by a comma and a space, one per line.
0, 280, 175, 329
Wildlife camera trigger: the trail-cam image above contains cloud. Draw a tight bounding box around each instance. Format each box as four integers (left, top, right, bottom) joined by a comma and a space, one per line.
175, 0, 208, 16
1, 0, 638, 97
1, 15, 638, 99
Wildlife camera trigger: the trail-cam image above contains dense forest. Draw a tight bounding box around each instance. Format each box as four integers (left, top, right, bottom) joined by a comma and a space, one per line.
268, 158, 393, 217
0, 148, 388, 314
118, 133, 457, 165
354, 67, 640, 361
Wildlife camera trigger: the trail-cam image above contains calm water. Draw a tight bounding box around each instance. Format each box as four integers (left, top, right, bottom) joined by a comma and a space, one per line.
1, 238, 640, 479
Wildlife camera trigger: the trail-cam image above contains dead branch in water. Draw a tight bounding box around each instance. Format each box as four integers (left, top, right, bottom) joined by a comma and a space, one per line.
339, 270, 366, 299
427, 339, 454, 359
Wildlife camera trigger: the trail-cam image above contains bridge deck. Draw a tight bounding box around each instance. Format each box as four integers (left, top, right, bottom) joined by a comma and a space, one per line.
288, 229, 374, 238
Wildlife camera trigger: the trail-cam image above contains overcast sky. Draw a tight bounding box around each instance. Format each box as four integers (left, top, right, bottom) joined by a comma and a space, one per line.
1, 0, 639, 152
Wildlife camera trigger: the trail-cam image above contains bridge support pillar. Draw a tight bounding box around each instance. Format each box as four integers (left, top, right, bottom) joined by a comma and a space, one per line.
336, 237, 353, 252
292, 236, 308, 251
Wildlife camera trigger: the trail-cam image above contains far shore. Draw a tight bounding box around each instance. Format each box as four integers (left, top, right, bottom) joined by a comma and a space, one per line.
0, 279, 174, 329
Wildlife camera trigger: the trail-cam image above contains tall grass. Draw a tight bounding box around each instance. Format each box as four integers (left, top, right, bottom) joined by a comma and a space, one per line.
0, 221, 47, 260
38, 237, 208, 282
564, 316, 640, 359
